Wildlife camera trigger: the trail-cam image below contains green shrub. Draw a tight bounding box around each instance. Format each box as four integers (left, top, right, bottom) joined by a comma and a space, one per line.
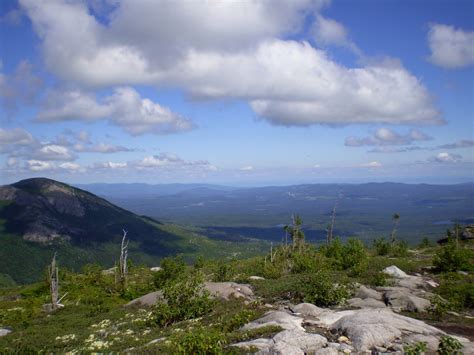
171, 326, 225, 354
213, 259, 235, 282
153, 256, 186, 288
298, 271, 351, 307
428, 294, 452, 320
436, 273, 474, 310
261, 260, 284, 279
433, 239, 472, 272
341, 239, 368, 274
322, 238, 344, 260
404, 341, 427, 355
81, 264, 108, 288
153, 271, 214, 327
373, 238, 390, 256
438, 335, 463, 354
194, 255, 205, 269
359, 270, 388, 287
390, 240, 408, 257
290, 250, 327, 274
252, 274, 300, 301
322, 238, 368, 274
222, 309, 257, 332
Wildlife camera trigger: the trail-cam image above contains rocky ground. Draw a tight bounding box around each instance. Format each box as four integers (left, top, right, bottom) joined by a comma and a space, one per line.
98, 264, 474, 354
232, 267, 472, 353
1, 247, 472, 354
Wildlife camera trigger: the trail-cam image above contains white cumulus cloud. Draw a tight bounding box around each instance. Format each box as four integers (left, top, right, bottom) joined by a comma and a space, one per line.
346, 128, 432, 147
27, 160, 55, 171
58, 162, 82, 171
428, 24, 474, 69
0, 128, 34, 150
36, 87, 194, 136
33, 144, 75, 161
19, 0, 442, 127
431, 152, 462, 163
74, 142, 133, 153
95, 161, 128, 169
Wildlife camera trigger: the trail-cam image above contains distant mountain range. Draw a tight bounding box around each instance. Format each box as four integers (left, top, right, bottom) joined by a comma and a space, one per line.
77, 181, 474, 244
75, 182, 237, 198
2, 178, 472, 284
0, 178, 266, 284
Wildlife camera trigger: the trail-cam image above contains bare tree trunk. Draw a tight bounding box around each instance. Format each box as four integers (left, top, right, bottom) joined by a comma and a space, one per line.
119, 229, 129, 289
49, 253, 59, 308
391, 218, 400, 245
47, 253, 67, 310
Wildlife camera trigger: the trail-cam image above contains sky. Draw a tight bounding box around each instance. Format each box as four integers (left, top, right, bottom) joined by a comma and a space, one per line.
0, 0, 473, 186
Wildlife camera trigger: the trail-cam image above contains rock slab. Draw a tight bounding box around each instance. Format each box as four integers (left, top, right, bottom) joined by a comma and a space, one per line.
0, 328, 12, 337
204, 282, 254, 300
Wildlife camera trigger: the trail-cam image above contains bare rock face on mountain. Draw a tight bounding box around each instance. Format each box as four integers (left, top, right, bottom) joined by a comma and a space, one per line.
0, 178, 167, 245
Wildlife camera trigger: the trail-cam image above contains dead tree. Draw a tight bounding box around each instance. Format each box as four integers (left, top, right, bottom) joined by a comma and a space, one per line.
48, 253, 67, 310
327, 202, 337, 245
119, 229, 129, 289
270, 242, 277, 263
327, 192, 343, 245
49, 253, 59, 308
291, 215, 304, 252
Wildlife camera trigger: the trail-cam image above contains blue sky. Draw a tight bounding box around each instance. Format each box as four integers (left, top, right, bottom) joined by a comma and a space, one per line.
0, 0, 473, 185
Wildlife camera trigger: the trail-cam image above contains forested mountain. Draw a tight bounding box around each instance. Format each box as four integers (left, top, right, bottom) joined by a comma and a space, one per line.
0, 178, 265, 284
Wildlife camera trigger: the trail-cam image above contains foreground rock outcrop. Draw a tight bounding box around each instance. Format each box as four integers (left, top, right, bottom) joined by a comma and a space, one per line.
125, 282, 254, 308
125, 291, 164, 308
232, 305, 473, 353
204, 282, 254, 301
0, 328, 12, 337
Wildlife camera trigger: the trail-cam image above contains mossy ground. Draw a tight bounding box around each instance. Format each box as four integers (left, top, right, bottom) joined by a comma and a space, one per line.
0, 239, 473, 352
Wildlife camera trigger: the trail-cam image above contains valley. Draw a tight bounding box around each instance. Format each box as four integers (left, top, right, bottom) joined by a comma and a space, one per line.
79, 182, 474, 244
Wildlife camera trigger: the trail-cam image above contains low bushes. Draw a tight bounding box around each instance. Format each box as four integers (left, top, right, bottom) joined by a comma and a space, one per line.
433, 239, 473, 272
372, 238, 408, 257
297, 271, 351, 307
153, 271, 214, 327
254, 271, 351, 307
322, 238, 368, 275
153, 256, 186, 289
171, 326, 225, 354
435, 272, 474, 310
213, 259, 236, 282
438, 335, 463, 354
